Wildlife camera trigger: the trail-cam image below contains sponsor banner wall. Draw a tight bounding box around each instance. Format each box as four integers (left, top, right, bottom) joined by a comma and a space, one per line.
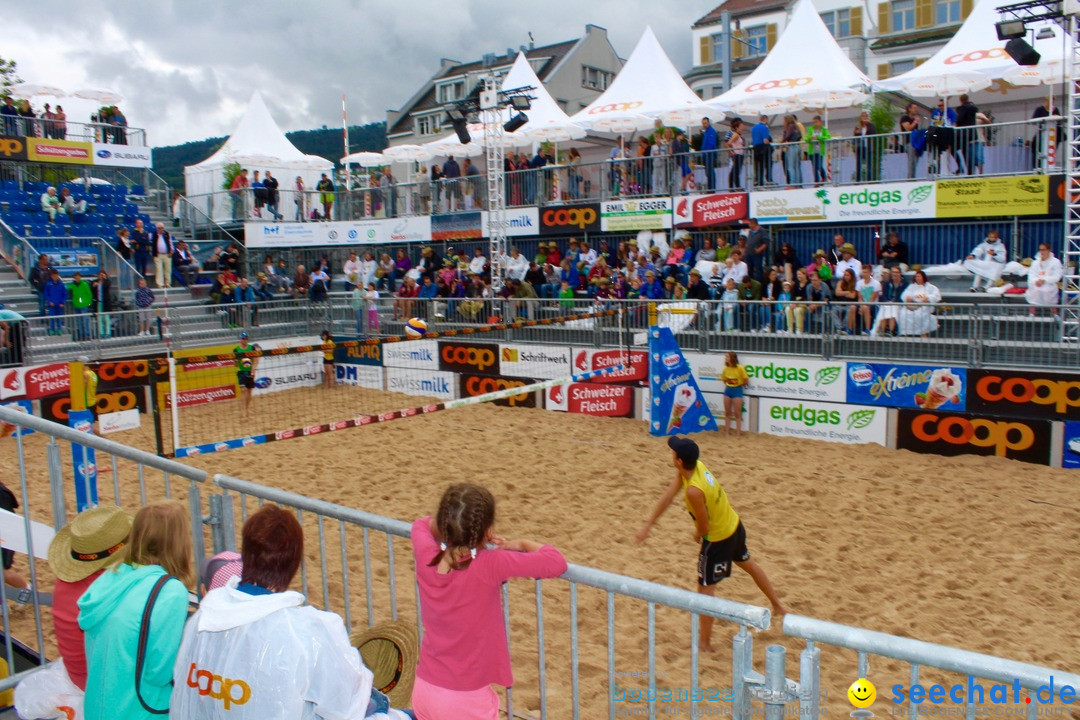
246, 219, 385, 248
601, 197, 672, 231
252, 352, 322, 396
702, 391, 753, 428
1063, 421, 1080, 469
936, 175, 1048, 218
571, 348, 647, 385
28, 138, 93, 165
163, 385, 237, 409
92, 143, 152, 168
91, 355, 167, 392
0, 135, 28, 161
0, 362, 70, 401
498, 343, 572, 379
42, 387, 148, 423
99, 409, 140, 434
335, 342, 383, 367
966, 369, 1080, 421
758, 398, 886, 445
432, 212, 482, 240
438, 341, 500, 375
382, 339, 439, 371
385, 215, 432, 244
846, 362, 966, 411
481, 208, 538, 237
384, 368, 457, 400
896, 409, 1052, 464
459, 374, 537, 407
545, 382, 633, 417
750, 181, 935, 224
685, 352, 846, 403
335, 364, 384, 389
538, 204, 601, 235
673, 193, 748, 227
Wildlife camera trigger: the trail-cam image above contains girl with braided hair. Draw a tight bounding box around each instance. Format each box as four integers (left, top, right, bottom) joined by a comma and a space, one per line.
410, 483, 566, 720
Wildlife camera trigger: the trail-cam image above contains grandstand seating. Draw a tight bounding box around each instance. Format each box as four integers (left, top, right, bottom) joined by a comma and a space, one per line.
0, 181, 151, 240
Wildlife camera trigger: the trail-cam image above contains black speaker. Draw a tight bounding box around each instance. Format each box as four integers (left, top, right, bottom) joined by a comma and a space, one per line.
450, 118, 471, 144
503, 113, 528, 133
1005, 38, 1041, 66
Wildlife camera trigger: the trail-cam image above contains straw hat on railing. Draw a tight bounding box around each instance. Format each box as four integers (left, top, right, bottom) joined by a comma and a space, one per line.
350, 620, 418, 709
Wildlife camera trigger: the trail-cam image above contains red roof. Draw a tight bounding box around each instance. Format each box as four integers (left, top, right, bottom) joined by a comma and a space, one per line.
694, 0, 789, 26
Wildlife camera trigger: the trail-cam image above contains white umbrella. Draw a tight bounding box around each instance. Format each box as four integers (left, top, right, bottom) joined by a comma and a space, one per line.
341, 151, 388, 167
72, 89, 123, 104
10, 83, 66, 98
283, 158, 332, 170
383, 144, 435, 163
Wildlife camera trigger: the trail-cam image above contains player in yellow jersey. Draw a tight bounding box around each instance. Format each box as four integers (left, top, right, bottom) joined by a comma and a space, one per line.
78, 355, 99, 431
636, 436, 787, 650
320, 329, 336, 389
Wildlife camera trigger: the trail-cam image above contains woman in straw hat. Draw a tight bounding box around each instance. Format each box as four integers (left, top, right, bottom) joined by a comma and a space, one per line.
170, 504, 411, 719
48, 506, 133, 691
79, 501, 194, 720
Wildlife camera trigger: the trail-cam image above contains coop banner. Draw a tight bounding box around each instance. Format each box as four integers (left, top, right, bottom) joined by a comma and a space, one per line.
684, 352, 846, 403
460, 374, 537, 408
966, 369, 1080, 421
750, 181, 936, 224
648, 326, 718, 437
498, 343, 571, 379
845, 363, 967, 411
896, 409, 1051, 464
757, 398, 886, 446
91, 355, 167, 392
545, 382, 632, 417
42, 387, 148, 423
571, 348, 647, 385
438, 341, 500, 376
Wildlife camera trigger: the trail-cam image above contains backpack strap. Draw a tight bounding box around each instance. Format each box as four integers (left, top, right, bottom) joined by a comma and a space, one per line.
135, 574, 177, 715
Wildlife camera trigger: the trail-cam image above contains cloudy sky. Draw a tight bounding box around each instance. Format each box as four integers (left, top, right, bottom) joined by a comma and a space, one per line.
2, 0, 718, 148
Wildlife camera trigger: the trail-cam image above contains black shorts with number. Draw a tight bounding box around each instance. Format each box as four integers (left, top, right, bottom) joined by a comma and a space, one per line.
697, 521, 750, 586
238, 373, 255, 390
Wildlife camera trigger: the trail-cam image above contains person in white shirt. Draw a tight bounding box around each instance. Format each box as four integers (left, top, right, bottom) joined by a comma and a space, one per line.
579, 244, 598, 269
1025, 242, 1063, 308
342, 251, 362, 290
964, 230, 1006, 291
854, 264, 882, 335
358, 251, 377, 289
834, 243, 862, 285
151, 223, 174, 288
505, 248, 529, 282
721, 250, 748, 286
468, 248, 487, 277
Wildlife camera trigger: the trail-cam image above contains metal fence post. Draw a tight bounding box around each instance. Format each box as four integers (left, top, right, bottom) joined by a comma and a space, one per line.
732, 624, 753, 720
764, 645, 787, 720
800, 641, 821, 720
188, 481, 206, 565
207, 492, 236, 554
47, 438, 65, 530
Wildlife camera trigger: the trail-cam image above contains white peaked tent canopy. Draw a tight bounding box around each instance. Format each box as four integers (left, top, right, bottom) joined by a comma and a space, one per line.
571, 27, 713, 133
185, 91, 332, 222
502, 52, 587, 143
874, 0, 1066, 96
710, 0, 871, 114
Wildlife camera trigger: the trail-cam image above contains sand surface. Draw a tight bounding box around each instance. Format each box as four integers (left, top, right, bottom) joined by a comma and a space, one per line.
4, 386, 1079, 717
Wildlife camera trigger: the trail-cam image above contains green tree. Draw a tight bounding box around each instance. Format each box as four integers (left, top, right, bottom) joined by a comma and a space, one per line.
0, 56, 22, 98
221, 161, 242, 190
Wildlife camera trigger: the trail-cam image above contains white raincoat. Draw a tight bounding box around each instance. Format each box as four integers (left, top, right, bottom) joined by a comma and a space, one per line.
962, 238, 1007, 282
1025, 254, 1063, 306
169, 577, 395, 720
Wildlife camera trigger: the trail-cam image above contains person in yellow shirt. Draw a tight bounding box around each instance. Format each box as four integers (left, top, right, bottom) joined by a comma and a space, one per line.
320, 329, 336, 390
636, 436, 787, 650
720, 351, 749, 436
78, 355, 99, 431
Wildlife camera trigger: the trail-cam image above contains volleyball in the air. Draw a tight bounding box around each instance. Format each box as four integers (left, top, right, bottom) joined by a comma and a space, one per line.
405, 318, 428, 338
240, 358, 253, 371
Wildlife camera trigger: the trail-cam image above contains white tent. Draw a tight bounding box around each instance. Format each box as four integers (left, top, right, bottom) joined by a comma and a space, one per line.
571, 27, 713, 133
710, 0, 871, 115
184, 91, 332, 223
874, 0, 1066, 96
502, 52, 587, 143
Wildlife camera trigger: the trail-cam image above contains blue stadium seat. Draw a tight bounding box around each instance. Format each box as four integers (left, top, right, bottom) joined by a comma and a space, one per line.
28, 223, 48, 237
1, 181, 17, 192
130, 184, 146, 197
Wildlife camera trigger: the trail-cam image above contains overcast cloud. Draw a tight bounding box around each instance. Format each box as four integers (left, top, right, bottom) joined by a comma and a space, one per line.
2, 0, 718, 148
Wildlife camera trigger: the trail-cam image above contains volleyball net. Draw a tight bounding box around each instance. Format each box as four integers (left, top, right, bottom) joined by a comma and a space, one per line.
154, 309, 631, 457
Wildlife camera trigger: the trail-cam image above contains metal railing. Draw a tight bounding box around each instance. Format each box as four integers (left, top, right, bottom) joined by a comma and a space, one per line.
0, 406, 206, 680
1, 116, 147, 148
22, 234, 141, 303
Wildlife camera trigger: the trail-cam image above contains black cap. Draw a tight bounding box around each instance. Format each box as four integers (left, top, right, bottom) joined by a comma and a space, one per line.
667, 436, 699, 466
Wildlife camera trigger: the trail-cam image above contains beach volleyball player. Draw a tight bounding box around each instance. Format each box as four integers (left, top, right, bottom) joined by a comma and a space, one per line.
636, 436, 787, 650
234, 332, 257, 416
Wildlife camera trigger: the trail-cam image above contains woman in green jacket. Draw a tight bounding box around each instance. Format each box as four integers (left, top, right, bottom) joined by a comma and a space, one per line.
79, 501, 194, 720
805, 115, 831, 186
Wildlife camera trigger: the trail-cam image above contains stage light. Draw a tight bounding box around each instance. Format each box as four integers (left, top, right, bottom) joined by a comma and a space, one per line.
1005, 37, 1041, 65
995, 19, 1027, 40
509, 96, 531, 111
503, 113, 528, 133
1036, 26, 1055, 39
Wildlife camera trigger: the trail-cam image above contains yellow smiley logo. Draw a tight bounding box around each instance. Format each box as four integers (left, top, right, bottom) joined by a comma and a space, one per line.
848, 678, 876, 708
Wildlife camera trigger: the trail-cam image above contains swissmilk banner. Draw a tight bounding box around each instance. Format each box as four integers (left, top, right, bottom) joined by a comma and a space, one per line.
647, 326, 717, 437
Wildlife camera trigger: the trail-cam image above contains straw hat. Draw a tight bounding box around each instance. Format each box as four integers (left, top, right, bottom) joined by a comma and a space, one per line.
350, 620, 418, 708
841, 243, 856, 255
48, 506, 132, 582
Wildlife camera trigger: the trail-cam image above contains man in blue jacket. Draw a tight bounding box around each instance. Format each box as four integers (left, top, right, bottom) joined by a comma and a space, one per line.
43, 269, 67, 335
700, 117, 719, 191
751, 116, 773, 187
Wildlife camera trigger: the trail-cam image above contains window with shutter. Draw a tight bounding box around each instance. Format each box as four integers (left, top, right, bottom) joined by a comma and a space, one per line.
877, 2, 891, 33
877, 63, 890, 80
766, 23, 778, 51
916, 0, 933, 27
732, 29, 745, 59
850, 6, 863, 35
914, 57, 927, 66
700, 35, 712, 65
960, 0, 973, 16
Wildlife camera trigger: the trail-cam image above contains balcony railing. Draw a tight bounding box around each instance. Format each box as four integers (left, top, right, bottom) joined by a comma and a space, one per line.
0, 116, 148, 148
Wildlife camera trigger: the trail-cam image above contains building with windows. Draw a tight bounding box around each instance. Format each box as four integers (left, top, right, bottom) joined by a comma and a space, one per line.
385, 24, 623, 147
684, 0, 1053, 124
